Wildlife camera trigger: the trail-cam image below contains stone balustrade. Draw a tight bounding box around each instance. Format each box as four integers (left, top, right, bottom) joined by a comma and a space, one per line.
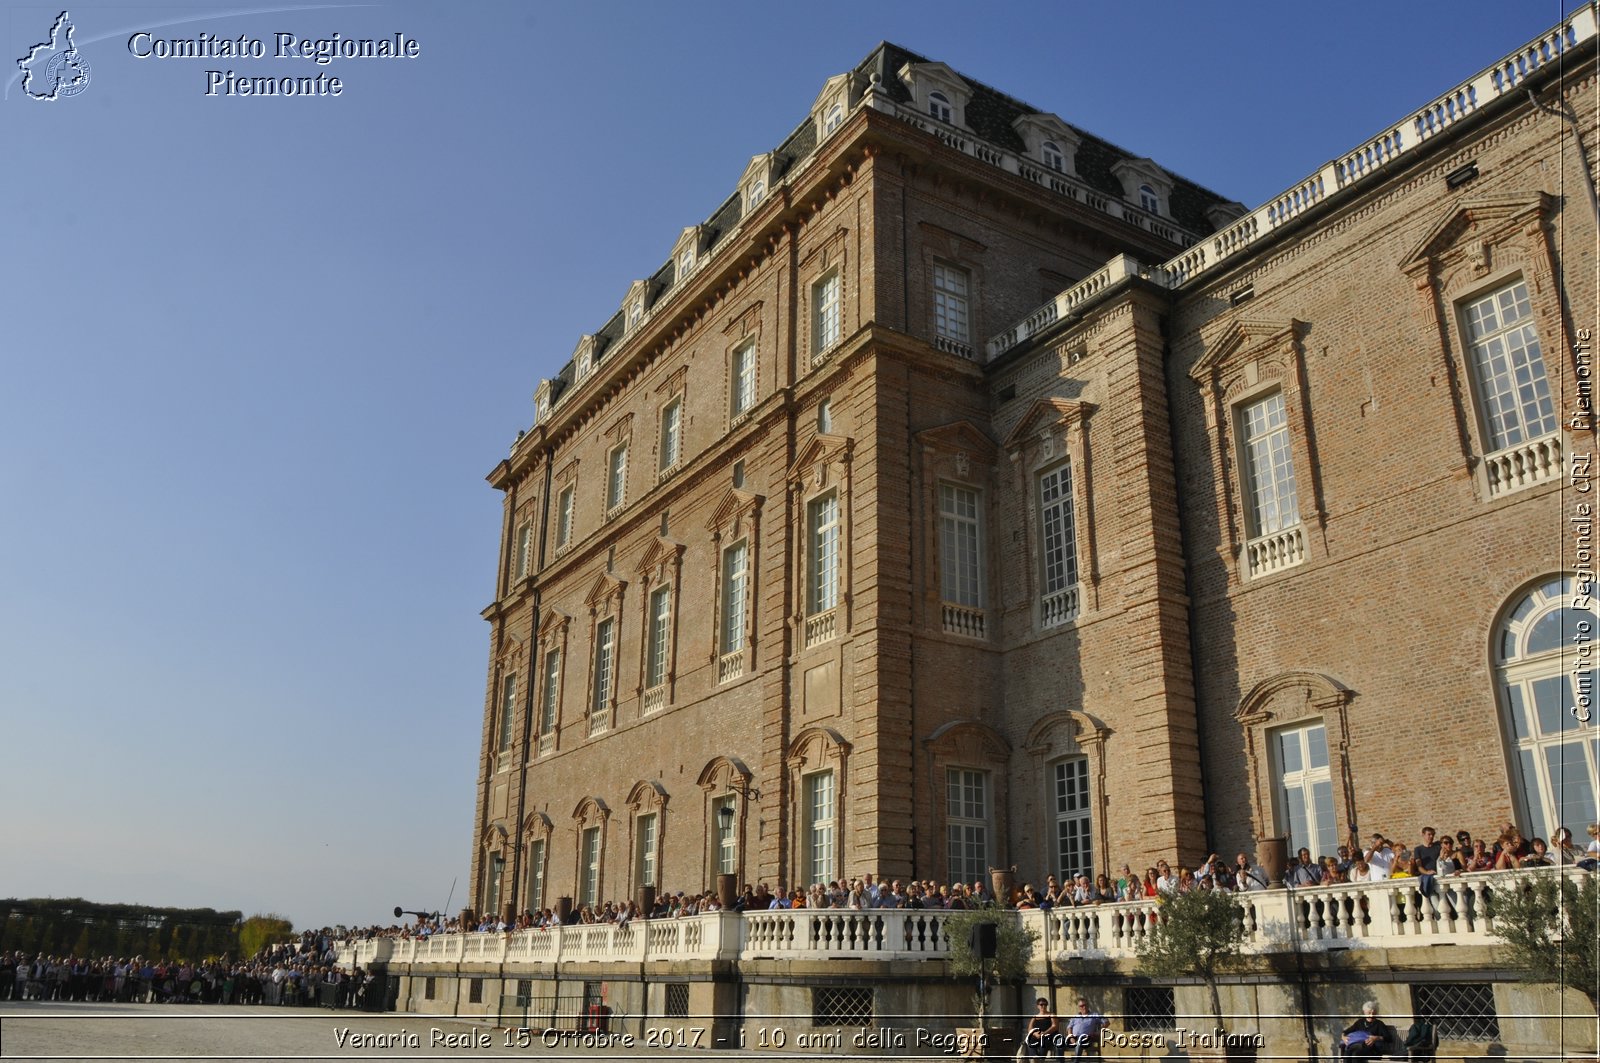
1245, 524, 1307, 579
1485, 433, 1563, 497
343, 869, 1585, 973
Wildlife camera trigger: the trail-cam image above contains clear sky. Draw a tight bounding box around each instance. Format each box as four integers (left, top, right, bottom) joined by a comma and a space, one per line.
0, 0, 1586, 933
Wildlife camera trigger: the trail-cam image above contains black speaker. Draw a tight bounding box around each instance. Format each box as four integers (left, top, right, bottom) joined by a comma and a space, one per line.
969, 922, 997, 958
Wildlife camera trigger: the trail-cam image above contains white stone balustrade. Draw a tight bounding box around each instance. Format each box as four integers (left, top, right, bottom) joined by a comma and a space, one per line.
717, 648, 745, 683
1040, 584, 1081, 629
804, 607, 838, 648
342, 870, 1584, 974
941, 602, 986, 639
1487, 433, 1563, 497
1245, 524, 1307, 579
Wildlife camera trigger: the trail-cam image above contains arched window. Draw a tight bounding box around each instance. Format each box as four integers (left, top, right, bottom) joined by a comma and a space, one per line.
1139, 184, 1160, 213
1496, 575, 1598, 841
1042, 141, 1064, 172
824, 103, 844, 134
928, 91, 952, 123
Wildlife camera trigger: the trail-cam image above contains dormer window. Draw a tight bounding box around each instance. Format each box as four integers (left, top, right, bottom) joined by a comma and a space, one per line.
1042, 141, 1064, 172
1140, 185, 1160, 213
928, 91, 952, 123
824, 103, 844, 134
678, 247, 695, 277
577, 350, 593, 382
747, 179, 766, 211
628, 299, 644, 332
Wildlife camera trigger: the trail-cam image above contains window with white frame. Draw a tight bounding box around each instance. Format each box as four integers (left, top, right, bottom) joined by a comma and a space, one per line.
606, 444, 628, 514
635, 812, 658, 888
556, 485, 575, 549
946, 768, 989, 885
1039, 463, 1079, 625
1498, 576, 1599, 841
484, 854, 504, 917
804, 770, 836, 884
1052, 757, 1092, 881
940, 484, 983, 609
721, 540, 748, 654
823, 103, 844, 134
928, 91, 952, 123
659, 398, 682, 473
580, 826, 601, 906
808, 493, 840, 616
813, 271, 841, 356
747, 179, 765, 211
1239, 392, 1301, 537
514, 521, 533, 580
525, 838, 545, 911
538, 648, 560, 754
1042, 141, 1064, 172
628, 299, 644, 332
1139, 184, 1160, 213
713, 794, 737, 875
731, 341, 756, 420
590, 617, 615, 735
678, 247, 695, 277
497, 672, 517, 754
645, 585, 671, 696
932, 263, 970, 346
1271, 721, 1337, 860
1463, 280, 1558, 453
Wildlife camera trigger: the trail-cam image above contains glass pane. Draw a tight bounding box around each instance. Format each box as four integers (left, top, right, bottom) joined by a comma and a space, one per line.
1505, 684, 1530, 742
1528, 608, 1591, 656
1532, 675, 1565, 737
1517, 748, 1545, 840
1307, 724, 1329, 769
1547, 742, 1598, 840
1283, 783, 1309, 854
1277, 730, 1303, 774
1311, 780, 1337, 858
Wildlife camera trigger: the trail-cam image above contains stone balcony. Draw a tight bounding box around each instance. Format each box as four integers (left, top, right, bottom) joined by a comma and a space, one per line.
342, 869, 1578, 973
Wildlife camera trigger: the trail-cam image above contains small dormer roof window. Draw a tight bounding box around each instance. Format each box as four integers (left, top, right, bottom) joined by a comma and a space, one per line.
810, 72, 861, 143
1042, 141, 1064, 172
898, 61, 971, 131
747, 178, 766, 210
678, 246, 695, 276
737, 154, 776, 221
1139, 185, 1160, 213
824, 103, 844, 134
928, 91, 952, 123
1111, 157, 1175, 219
1012, 113, 1082, 179
628, 299, 644, 331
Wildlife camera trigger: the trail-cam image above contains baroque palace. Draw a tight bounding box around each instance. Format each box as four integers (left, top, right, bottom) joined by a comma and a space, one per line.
353, 6, 1600, 1053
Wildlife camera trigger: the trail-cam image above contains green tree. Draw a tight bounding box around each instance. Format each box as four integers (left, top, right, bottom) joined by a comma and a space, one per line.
943, 908, 1037, 1033
1491, 871, 1599, 1012
1134, 888, 1246, 1034
238, 914, 294, 960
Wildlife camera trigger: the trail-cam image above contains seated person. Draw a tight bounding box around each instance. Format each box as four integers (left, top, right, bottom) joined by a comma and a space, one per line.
1341, 1001, 1390, 1057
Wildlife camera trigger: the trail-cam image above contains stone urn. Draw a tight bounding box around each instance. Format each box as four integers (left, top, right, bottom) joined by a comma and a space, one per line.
1258, 836, 1289, 887
989, 865, 1016, 906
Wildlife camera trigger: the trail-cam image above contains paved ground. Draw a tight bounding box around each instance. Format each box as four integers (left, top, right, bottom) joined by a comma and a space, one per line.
0, 1000, 981, 1062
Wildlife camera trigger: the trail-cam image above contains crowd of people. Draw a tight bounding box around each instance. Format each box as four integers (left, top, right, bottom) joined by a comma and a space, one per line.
0, 929, 378, 1009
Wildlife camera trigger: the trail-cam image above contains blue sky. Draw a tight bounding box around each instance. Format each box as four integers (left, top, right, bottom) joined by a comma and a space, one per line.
0, 1, 1585, 932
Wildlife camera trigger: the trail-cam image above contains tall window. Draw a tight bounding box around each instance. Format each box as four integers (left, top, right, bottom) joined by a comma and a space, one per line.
580, 827, 601, 906
1464, 280, 1558, 452
1042, 141, 1064, 172
928, 91, 952, 123
946, 769, 989, 885
932, 264, 970, 345
484, 854, 504, 917
813, 272, 841, 355
635, 813, 658, 888
645, 585, 671, 693
1272, 721, 1337, 859
721, 540, 749, 654
1039, 463, 1079, 594
731, 342, 756, 419
804, 771, 836, 884
556, 485, 575, 549
940, 484, 982, 607
627, 299, 644, 332
497, 672, 517, 753
808, 493, 840, 615
678, 247, 695, 276
514, 522, 532, 580
1239, 392, 1300, 537
590, 618, 615, 735
538, 648, 560, 754
525, 839, 545, 912
659, 398, 682, 473
713, 795, 737, 875
606, 444, 628, 514
1053, 757, 1092, 881
1498, 576, 1598, 841
747, 178, 765, 210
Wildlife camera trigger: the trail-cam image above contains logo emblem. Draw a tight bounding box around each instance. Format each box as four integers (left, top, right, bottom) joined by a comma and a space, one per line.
18, 11, 91, 101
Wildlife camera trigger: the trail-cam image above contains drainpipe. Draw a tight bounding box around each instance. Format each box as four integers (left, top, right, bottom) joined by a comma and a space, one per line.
1526, 87, 1600, 225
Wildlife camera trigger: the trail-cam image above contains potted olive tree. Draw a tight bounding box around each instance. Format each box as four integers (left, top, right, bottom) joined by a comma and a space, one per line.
945, 907, 1036, 1058
1135, 888, 1252, 1061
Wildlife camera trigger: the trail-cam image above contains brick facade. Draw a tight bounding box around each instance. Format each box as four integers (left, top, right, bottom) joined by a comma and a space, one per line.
469, 24, 1597, 919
